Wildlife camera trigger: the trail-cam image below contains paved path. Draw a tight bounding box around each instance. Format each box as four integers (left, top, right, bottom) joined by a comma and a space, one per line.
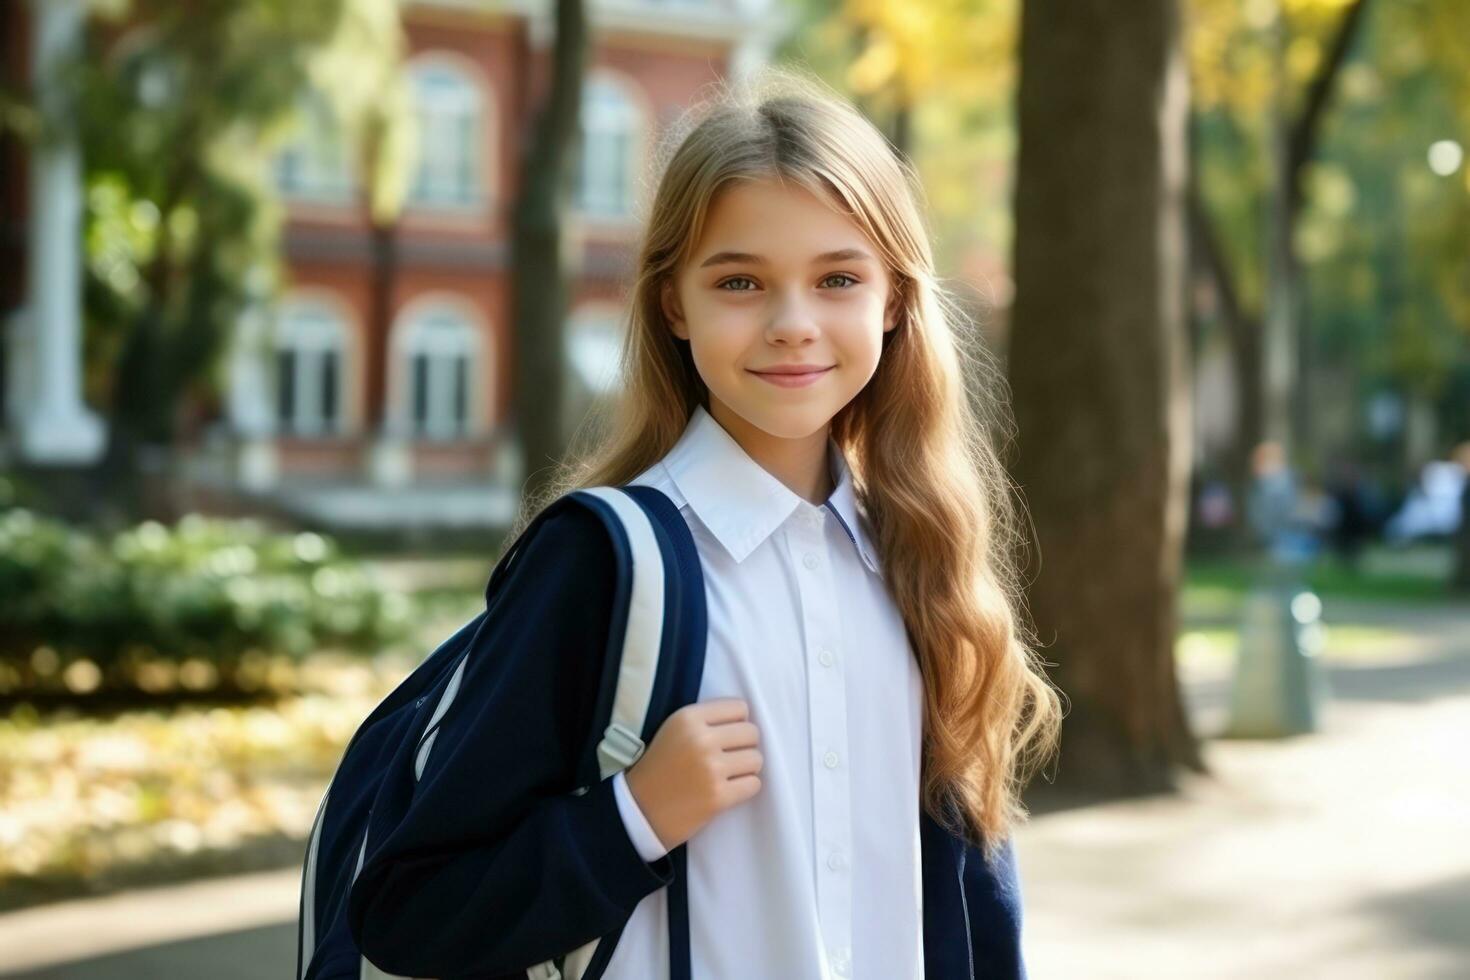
1020, 649, 1470, 979
0, 870, 297, 978
4, 601, 1468, 979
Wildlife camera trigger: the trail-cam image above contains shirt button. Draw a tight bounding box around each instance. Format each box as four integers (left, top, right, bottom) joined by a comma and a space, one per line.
823, 750, 840, 769
817, 648, 835, 667
833, 947, 852, 976
803, 552, 819, 570
827, 850, 847, 871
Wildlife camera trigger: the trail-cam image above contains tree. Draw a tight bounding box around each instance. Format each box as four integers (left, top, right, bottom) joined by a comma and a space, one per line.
777, 0, 1017, 282
1299, 8, 1470, 467
64, 0, 404, 514
509, 0, 588, 507
1191, 0, 1470, 505
1007, 0, 1201, 797
1187, 0, 1372, 509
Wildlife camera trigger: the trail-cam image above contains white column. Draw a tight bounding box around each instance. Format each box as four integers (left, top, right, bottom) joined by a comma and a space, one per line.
370, 341, 414, 488
12, 0, 105, 463
226, 304, 279, 490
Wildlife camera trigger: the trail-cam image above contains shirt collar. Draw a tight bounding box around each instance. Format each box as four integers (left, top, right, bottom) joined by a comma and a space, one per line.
661, 404, 881, 575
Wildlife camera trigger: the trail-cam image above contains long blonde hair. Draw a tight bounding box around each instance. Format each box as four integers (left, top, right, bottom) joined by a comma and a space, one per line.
517, 68, 1060, 854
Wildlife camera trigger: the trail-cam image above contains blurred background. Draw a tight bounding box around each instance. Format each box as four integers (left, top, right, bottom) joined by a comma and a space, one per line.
1, 0, 1468, 977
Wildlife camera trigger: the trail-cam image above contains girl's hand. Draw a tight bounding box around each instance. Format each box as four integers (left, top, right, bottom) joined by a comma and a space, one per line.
621, 697, 762, 850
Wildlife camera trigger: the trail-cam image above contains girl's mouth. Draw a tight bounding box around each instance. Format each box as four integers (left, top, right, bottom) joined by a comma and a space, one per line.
747, 366, 834, 388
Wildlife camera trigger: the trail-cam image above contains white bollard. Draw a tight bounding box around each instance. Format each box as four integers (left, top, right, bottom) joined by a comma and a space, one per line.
1225, 581, 1329, 737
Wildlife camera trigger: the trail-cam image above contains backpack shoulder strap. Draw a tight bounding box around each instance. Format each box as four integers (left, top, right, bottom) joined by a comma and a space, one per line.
542, 484, 705, 980
567, 485, 706, 781
571, 485, 668, 777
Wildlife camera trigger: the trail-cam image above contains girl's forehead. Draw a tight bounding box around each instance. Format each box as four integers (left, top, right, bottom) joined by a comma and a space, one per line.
692, 178, 880, 262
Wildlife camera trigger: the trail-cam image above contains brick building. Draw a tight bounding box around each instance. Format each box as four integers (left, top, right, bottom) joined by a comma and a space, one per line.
1, 0, 780, 528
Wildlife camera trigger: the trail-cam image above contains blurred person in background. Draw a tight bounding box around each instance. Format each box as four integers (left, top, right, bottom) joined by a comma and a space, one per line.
1324, 456, 1375, 573
1247, 441, 1316, 565
1384, 455, 1466, 546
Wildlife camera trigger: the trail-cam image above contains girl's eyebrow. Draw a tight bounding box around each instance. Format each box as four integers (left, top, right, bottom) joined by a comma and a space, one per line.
697, 248, 875, 268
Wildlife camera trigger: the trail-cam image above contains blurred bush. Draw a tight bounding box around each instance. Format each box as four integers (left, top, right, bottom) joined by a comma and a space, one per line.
0, 509, 414, 700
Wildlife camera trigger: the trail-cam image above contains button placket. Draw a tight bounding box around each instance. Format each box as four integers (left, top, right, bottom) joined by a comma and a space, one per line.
786, 512, 853, 979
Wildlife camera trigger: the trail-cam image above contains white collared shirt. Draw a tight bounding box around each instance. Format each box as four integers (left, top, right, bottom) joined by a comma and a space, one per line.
603, 403, 926, 980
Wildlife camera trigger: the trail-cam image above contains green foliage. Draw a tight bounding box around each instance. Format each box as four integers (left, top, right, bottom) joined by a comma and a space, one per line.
0, 509, 414, 699
776, 0, 1018, 279
51, 0, 407, 449
1188, 0, 1470, 454
1300, 2, 1470, 400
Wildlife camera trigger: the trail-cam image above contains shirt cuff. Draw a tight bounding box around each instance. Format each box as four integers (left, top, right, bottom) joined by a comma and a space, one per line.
612, 769, 669, 862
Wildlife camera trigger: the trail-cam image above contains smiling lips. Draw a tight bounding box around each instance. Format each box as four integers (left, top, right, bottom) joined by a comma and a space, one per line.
748, 364, 835, 388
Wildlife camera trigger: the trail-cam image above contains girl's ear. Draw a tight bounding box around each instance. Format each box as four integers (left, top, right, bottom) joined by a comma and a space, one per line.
883, 280, 903, 333
661, 280, 689, 340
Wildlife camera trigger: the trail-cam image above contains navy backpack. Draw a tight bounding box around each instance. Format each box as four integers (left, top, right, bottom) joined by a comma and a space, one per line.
296, 485, 707, 980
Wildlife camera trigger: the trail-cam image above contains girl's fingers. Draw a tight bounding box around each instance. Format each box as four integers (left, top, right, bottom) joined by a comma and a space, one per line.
721, 747, 763, 776
712, 721, 760, 749
724, 773, 762, 802
697, 697, 749, 724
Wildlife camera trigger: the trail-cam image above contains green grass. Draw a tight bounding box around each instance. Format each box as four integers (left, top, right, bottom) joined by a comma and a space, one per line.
1175, 622, 1419, 674
1183, 543, 1469, 623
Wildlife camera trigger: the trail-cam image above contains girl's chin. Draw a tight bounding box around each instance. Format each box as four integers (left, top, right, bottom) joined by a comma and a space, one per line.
740, 407, 842, 441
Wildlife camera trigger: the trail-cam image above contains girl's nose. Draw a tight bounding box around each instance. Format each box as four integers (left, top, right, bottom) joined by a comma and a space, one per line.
764, 293, 820, 345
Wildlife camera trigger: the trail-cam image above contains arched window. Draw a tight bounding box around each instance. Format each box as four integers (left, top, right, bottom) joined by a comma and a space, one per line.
274, 298, 349, 437
575, 76, 641, 218
396, 303, 480, 440
275, 91, 354, 203
407, 60, 484, 207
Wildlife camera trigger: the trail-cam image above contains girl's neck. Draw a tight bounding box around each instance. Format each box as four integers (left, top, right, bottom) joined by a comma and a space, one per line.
707, 397, 834, 506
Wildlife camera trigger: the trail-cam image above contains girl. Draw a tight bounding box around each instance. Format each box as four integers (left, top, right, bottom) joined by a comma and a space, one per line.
349, 69, 1061, 979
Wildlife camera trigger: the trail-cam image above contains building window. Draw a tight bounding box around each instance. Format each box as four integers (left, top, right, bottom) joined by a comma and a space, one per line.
274, 300, 349, 437
398, 305, 479, 440
575, 76, 641, 218
275, 92, 355, 203
408, 61, 484, 208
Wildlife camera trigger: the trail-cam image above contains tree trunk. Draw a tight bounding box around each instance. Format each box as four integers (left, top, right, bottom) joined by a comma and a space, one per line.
1008, 0, 1201, 799
509, 0, 587, 506
1188, 183, 1264, 547
93, 157, 197, 519
367, 218, 398, 432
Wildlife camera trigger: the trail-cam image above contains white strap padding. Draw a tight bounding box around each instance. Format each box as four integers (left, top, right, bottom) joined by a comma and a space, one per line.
573, 487, 667, 781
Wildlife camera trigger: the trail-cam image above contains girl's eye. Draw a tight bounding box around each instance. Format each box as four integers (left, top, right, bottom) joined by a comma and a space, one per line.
820, 273, 859, 289
716, 276, 758, 291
